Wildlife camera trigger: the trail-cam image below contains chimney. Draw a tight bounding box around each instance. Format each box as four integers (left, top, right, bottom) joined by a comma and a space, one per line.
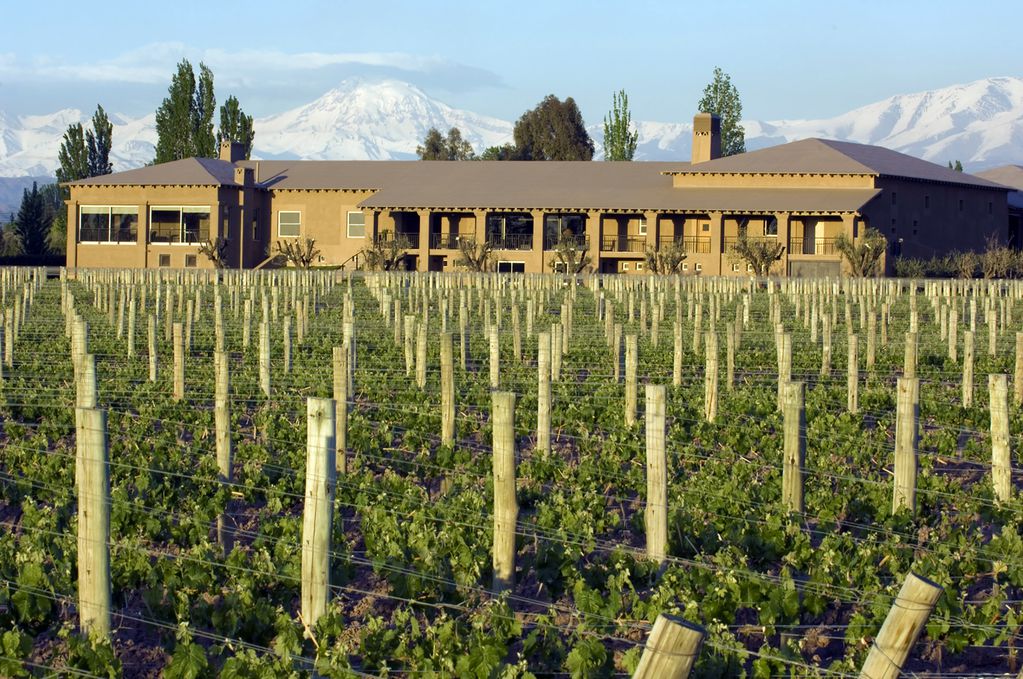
219, 140, 246, 163
691, 113, 721, 164
234, 166, 254, 186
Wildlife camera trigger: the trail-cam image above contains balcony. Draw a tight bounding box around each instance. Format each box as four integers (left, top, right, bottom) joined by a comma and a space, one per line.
544, 235, 590, 250
488, 234, 533, 250
600, 236, 647, 253
790, 238, 838, 255
375, 231, 420, 249
724, 236, 780, 253
429, 232, 468, 250
659, 236, 711, 254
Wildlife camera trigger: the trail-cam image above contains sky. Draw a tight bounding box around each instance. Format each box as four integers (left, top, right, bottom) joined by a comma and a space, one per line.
2, 0, 1021, 125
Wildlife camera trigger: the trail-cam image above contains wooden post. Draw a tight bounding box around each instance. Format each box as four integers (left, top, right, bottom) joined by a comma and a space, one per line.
962, 331, 974, 408
259, 321, 271, 398
782, 381, 806, 514
725, 324, 735, 391
704, 331, 719, 422
625, 334, 639, 426
76, 406, 110, 640
282, 314, 292, 374
645, 385, 667, 566
990, 374, 1012, 503
416, 321, 428, 390
301, 397, 337, 630
893, 377, 920, 514
672, 321, 682, 388
903, 332, 917, 380
777, 333, 791, 412
214, 352, 233, 550
147, 314, 157, 382
632, 614, 705, 679
859, 573, 942, 679
491, 391, 518, 593
172, 322, 184, 401
489, 325, 500, 389
76, 353, 98, 409
537, 332, 552, 454
332, 346, 349, 475
847, 335, 859, 414
1015, 332, 1023, 405
440, 332, 455, 446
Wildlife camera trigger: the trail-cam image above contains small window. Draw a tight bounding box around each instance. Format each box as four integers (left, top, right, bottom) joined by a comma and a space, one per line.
158, 254, 171, 268
552, 261, 567, 274
747, 264, 754, 272
347, 211, 366, 238
695, 263, 703, 271
732, 263, 740, 272
682, 263, 689, 271
701, 222, 710, 232
278, 211, 301, 237
622, 262, 630, 271
913, 229, 918, 236
891, 192, 897, 205
185, 254, 197, 268
924, 195, 930, 209
637, 217, 647, 236
764, 216, 778, 236
496, 261, 525, 273
636, 261, 644, 271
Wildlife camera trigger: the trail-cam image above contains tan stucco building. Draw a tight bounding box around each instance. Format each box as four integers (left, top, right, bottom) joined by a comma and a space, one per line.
66, 116, 1012, 276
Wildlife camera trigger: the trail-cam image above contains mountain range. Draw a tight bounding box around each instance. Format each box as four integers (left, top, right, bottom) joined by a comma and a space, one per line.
2, 75, 1022, 215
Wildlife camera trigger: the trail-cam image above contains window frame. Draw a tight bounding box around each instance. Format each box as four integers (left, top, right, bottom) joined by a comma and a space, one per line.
158, 254, 171, 268
637, 217, 647, 236
764, 216, 779, 237
149, 205, 211, 245
78, 205, 139, 244
346, 211, 366, 239
278, 210, 302, 238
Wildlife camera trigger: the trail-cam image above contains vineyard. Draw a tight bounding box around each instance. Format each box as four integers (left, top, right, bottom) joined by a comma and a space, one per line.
3, 268, 1023, 677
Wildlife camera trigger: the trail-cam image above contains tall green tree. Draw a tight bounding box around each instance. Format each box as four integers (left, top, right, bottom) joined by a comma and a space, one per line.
602, 89, 638, 161
86, 105, 113, 176
947, 160, 963, 172
194, 63, 217, 158
416, 127, 475, 160
513, 95, 594, 161
155, 60, 198, 163
56, 124, 89, 186
217, 95, 255, 159
697, 67, 745, 157
14, 182, 51, 255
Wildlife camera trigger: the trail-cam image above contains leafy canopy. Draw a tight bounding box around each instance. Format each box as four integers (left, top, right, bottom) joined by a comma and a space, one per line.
513, 95, 594, 161
835, 227, 886, 277
602, 89, 638, 161
417, 127, 475, 160
697, 67, 745, 157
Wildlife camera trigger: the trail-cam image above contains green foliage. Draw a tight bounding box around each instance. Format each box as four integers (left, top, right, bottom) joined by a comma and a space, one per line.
644, 241, 687, 274
13, 181, 51, 255
0, 628, 31, 677
602, 89, 637, 161
86, 105, 114, 177
56, 123, 89, 186
947, 160, 964, 172
154, 60, 228, 163
513, 95, 594, 161
480, 144, 517, 160
218, 95, 255, 159
730, 235, 783, 276
697, 67, 745, 156
417, 127, 476, 160
835, 227, 887, 277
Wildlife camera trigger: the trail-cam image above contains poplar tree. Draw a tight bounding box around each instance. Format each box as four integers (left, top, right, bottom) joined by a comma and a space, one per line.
217, 95, 255, 159
86, 106, 113, 176
56, 124, 89, 186
194, 63, 217, 158
602, 89, 638, 161
697, 67, 746, 156
154, 60, 198, 163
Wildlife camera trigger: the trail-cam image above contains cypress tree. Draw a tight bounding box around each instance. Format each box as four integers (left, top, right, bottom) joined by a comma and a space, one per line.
155, 60, 198, 163
602, 89, 638, 161
14, 182, 51, 255
698, 67, 746, 157
217, 95, 255, 159
86, 105, 113, 177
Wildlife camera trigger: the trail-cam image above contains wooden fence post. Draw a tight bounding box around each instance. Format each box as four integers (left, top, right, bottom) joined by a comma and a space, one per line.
259, 321, 271, 398
76, 406, 110, 641
632, 614, 705, 679
847, 334, 859, 414
989, 374, 1012, 502
903, 332, 917, 380
440, 332, 455, 446
537, 332, 552, 454
214, 352, 233, 550
172, 322, 184, 401
416, 321, 428, 390
782, 380, 806, 514
645, 385, 667, 566
1015, 332, 1023, 405
147, 314, 157, 382
893, 377, 920, 514
859, 573, 942, 679
705, 331, 719, 422
625, 334, 639, 426
491, 391, 518, 593
301, 397, 337, 630
332, 346, 349, 474
962, 331, 974, 408
489, 325, 500, 389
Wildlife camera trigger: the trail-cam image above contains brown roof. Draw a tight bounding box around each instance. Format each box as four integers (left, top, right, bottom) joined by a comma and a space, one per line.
671, 138, 1009, 190
70, 157, 239, 187
976, 165, 1023, 208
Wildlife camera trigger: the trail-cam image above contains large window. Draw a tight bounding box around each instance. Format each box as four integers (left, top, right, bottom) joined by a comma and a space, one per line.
78, 206, 138, 243
278, 211, 301, 237
347, 211, 366, 238
149, 206, 210, 244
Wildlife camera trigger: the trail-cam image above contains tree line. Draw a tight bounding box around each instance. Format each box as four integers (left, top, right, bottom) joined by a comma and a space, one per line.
5, 60, 255, 258
417, 67, 745, 162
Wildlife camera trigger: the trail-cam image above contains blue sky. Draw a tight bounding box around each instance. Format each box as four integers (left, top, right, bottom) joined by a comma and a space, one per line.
2, 0, 1020, 124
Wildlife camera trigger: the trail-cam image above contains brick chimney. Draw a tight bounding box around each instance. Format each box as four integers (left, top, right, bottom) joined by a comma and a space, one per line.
691, 113, 721, 164
219, 140, 246, 163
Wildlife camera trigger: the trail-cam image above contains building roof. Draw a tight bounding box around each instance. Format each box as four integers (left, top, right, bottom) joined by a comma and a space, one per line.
70, 157, 239, 187
976, 165, 1023, 209
671, 138, 1009, 190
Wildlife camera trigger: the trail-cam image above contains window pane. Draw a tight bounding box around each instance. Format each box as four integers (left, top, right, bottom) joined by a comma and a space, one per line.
347, 211, 365, 238
111, 208, 138, 243
151, 209, 181, 243
182, 210, 210, 243
79, 208, 109, 242
279, 211, 301, 237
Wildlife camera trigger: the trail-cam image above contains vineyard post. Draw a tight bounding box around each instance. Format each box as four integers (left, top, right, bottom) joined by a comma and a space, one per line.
75, 406, 111, 641
963, 331, 975, 408
440, 332, 455, 446
214, 293, 224, 355
282, 314, 292, 374
172, 322, 184, 401
242, 297, 252, 349
511, 304, 522, 362
147, 314, 157, 382
488, 325, 499, 389
866, 309, 877, 372
77, 353, 97, 409
404, 314, 415, 376
989, 374, 1012, 502
633, 614, 705, 679
301, 397, 337, 630
552, 323, 563, 382
725, 324, 735, 391
859, 572, 942, 679
214, 351, 233, 550
332, 346, 349, 474
127, 293, 136, 358
625, 334, 639, 426
416, 321, 428, 390
537, 332, 552, 454
777, 333, 791, 412
259, 321, 271, 398
821, 313, 832, 377
893, 377, 920, 514
903, 332, 917, 380
847, 335, 859, 414
645, 384, 667, 566
491, 391, 518, 593
672, 321, 682, 387
458, 300, 469, 371
614, 323, 624, 383
704, 331, 719, 422
782, 380, 806, 514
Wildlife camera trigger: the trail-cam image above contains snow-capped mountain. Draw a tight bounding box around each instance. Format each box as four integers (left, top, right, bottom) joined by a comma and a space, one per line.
1, 76, 1022, 180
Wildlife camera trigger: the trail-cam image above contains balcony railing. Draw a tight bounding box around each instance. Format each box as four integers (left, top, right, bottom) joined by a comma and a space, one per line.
544, 235, 590, 251
488, 234, 533, 250
724, 236, 780, 253
601, 236, 647, 253
375, 231, 420, 249
659, 236, 711, 254
429, 232, 470, 249
789, 238, 838, 255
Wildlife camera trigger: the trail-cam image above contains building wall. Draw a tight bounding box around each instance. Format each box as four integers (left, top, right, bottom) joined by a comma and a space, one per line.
268, 189, 375, 267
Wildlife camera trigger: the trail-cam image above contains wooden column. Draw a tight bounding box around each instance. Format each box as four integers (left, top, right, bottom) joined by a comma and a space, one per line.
989, 374, 1012, 502
491, 391, 518, 593
633, 614, 705, 679
76, 406, 111, 641
645, 385, 667, 566
859, 573, 942, 679
782, 381, 806, 514
893, 377, 920, 514
301, 397, 337, 630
